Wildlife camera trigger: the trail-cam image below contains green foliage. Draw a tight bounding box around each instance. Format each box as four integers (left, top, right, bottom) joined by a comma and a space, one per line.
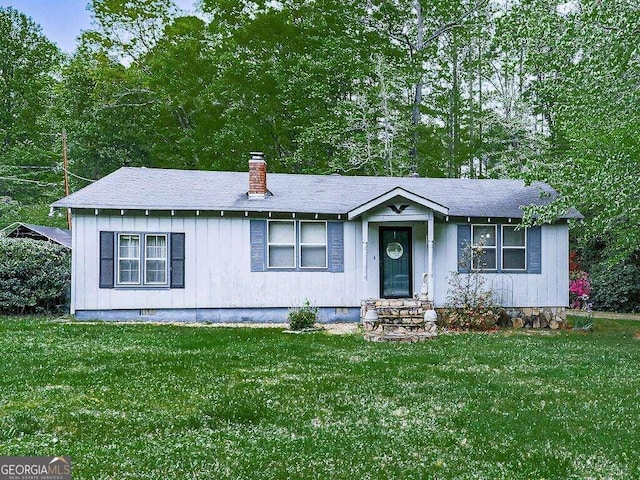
0, 202, 66, 231
516, 1, 640, 262
287, 299, 318, 330
0, 7, 63, 204
4, 0, 640, 277
0, 238, 70, 313
590, 262, 640, 314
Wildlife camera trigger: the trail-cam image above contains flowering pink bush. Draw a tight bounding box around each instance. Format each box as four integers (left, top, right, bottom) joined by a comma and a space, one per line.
569, 271, 591, 309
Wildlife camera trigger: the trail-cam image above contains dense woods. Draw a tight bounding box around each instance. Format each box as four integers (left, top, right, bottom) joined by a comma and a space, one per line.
1, 0, 639, 307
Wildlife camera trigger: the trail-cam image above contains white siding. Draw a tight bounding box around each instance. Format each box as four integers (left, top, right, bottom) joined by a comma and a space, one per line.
432, 222, 569, 307
72, 213, 362, 311
72, 213, 569, 312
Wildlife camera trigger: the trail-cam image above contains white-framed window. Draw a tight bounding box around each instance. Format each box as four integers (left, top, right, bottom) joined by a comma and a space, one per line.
117, 233, 169, 286
299, 221, 327, 268
118, 234, 141, 284
502, 225, 527, 270
268, 220, 296, 268
472, 224, 497, 270
145, 234, 168, 284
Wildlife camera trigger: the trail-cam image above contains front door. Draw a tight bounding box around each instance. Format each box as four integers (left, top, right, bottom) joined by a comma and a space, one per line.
379, 227, 412, 298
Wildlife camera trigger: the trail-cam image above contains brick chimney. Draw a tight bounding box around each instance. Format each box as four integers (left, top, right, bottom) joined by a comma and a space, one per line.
248, 152, 267, 199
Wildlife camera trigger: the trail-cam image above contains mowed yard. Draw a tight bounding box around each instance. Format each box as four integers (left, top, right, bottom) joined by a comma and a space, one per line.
1, 317, 639, 479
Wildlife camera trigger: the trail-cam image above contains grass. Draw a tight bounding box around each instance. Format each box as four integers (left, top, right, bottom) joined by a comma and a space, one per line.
1, 316, 639, 479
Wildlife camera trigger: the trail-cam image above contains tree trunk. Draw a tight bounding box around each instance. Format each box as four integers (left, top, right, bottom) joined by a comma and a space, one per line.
410, 0, 424, 167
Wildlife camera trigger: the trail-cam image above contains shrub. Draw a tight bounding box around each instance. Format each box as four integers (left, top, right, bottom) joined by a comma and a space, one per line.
443, 241, 503, 331
287, 299, 318, 330
590, 262, 640, 313
569, 271, 591, 310
0, 237, 70, 314
443, 271, 502, 330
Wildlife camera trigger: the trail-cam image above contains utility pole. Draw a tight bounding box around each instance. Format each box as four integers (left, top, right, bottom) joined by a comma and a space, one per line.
62, 130, 71, 230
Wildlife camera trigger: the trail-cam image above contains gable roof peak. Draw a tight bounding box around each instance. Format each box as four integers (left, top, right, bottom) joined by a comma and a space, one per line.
348, 186, 449, 220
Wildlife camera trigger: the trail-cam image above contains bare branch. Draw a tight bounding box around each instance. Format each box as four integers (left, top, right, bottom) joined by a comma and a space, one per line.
102, 100, 157, 109
424, 0, 490, 45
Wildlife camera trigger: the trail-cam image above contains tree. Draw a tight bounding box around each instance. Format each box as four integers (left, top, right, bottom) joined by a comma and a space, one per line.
516, 0, 640, 260
0, 7, 63, 207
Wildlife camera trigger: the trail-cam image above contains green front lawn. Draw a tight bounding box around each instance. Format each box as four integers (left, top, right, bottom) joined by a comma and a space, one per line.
1, 317, 639, 479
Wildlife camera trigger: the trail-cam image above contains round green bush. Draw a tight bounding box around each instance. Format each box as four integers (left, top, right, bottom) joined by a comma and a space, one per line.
590, 261, 640, 313
0, 237, 70, 314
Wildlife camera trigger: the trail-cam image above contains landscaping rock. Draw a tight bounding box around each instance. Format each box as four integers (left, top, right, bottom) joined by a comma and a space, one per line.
511, 317, 524, 329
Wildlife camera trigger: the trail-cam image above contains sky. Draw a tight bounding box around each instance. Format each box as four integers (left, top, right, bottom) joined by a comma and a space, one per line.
1, 0, 196, 53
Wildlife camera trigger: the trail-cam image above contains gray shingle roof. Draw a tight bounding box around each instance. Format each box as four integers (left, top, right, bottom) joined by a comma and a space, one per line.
2, 223, 71, 248
51, 167, 582, 219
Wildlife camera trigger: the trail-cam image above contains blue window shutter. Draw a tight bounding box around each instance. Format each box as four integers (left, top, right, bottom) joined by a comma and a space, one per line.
170, 233, 185, 288
327, 222, 344, 272
527, 226, 542, 274
457, 225, 471, 273
99, 231, 115, 288
250, 220, 267, 272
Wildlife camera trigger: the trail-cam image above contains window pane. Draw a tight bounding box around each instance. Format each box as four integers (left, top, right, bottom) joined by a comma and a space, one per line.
301, 246, 327, 268
269, 245, 295, 267
119, 259, 139, 283
146, 235, 167, 259
503, 226, 525, 247
300, 222, 326, 244
473, 225, 496, 246
474, 248, 496, 270
268, 222, 295, 243
118, 235, 140, 284
146, 260, 167, 283
504, 249, 526, 270
119, 235, 140, 259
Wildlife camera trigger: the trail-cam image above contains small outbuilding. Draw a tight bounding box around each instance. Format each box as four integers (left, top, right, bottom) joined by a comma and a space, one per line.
1, 222, 72, 249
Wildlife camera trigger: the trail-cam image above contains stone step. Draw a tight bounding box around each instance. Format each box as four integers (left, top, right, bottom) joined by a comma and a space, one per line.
364, 323, 427, 333
375, 319, 425, 325
374, 307, 424, 315
362, 317, 425, 326
364, 331, 437, 343
376, 314, 423, 319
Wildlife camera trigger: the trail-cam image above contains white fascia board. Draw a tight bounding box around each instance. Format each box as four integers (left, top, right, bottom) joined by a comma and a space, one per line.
347, 187, 449, 220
